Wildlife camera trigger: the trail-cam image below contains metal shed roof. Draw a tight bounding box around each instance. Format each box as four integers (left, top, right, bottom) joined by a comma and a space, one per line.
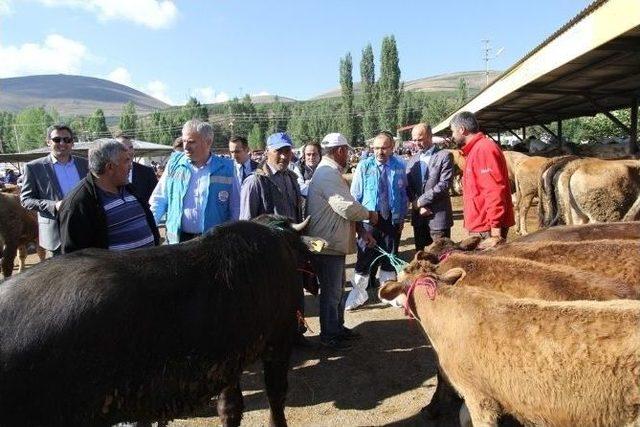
433, 0, 640, 134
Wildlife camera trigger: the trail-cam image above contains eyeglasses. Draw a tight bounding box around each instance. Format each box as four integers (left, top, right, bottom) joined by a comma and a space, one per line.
51, 137, 73, 144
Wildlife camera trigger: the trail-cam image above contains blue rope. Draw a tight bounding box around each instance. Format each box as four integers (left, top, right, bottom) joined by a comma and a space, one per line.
369, 245, 408, 274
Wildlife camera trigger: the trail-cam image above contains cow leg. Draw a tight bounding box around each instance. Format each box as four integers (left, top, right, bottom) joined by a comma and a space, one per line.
1, 243, 17, 278
421, 368, 463, 419
216, 379, 244, 427
36, 246, 46, 262
463, 396, 500, 427
263, 356, 290, 427
519, 193, 535, 235
17, 245, 27, 273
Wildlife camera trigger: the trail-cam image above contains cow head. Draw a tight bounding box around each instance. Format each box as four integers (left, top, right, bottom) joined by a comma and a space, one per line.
379, 268, 466, 319
251, 215, 327, 296
414, 236, 483, 264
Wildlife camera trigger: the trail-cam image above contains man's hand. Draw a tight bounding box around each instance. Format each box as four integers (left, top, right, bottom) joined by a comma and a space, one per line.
419, 207, 432, 217
359, 231, 377, 248
368, 210, 379, 226
477, 236, 505, 250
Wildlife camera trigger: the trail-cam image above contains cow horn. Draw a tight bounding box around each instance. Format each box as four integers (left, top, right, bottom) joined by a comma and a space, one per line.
291, 216, 310, 232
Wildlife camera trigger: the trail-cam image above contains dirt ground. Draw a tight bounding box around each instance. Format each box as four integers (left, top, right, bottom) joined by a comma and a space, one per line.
15, 197, 538, 427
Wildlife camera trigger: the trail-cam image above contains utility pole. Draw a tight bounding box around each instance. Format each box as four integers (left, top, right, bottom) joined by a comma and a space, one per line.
481, 39, 503, 87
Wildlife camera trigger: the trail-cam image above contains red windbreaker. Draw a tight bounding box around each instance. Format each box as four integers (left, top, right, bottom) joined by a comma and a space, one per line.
460, 133, 515, 232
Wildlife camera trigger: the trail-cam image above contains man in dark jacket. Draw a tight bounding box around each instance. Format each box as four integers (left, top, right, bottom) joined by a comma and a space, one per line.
115, 134, 158, 205
59, 140, 159, 254
406, 123, 454, 251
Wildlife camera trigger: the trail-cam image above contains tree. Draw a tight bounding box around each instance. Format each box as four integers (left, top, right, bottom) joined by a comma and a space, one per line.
119, 101, 138, 137
267, 100, 289, 135
87, 108, 109, 139
0, 112, 16, 153
248, 122, 264, 151
378, 35, 401, 133
14, 107, 54, 151
339, 52, 356, 143
421, 95, 453, 128
360, 43, 377, 141
456, 78, 469, 108
181, 97, 209, 122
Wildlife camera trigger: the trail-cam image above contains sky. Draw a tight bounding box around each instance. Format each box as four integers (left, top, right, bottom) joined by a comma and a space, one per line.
0, 0, 593, 106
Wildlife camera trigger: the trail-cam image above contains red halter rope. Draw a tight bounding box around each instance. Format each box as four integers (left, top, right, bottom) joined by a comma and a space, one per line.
438, 249, 457, 263
404, 275, 438, 319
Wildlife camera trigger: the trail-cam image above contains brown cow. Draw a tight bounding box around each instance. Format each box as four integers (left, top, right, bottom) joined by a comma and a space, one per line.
541, 157, 640, 226
512, 155, 547, 235
380, 270, 640, 427
401, 249, 639, 419
490, 240, 640, 291
515, 221, 640, 243
0, 193, 45, 278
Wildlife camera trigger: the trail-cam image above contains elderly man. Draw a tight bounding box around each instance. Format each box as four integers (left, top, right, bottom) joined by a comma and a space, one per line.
450, 111, 514, 247
150, 119, 237, 243
347, 131, 408, 310
115, 133, 158, 205
292, 142, 322, 197
406, 123, 454, 251
228, 136, 258, 220
307, 133, 378, 350
20, 124, 88, 255
239, 132, 302, 222
59, 140, 159, 254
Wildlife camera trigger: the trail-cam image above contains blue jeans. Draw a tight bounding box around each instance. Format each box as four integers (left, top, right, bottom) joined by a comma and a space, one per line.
311, 254, 345, 342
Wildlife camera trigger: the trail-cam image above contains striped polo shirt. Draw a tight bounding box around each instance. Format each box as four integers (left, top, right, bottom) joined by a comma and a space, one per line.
98, 187, 155, 251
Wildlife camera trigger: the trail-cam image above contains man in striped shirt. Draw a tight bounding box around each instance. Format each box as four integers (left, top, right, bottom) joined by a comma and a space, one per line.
59, 140, 160, 254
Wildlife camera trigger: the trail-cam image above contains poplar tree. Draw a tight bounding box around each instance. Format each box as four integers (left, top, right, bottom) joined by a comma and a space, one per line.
339, 52, 356, 143
360, 43, 377, 141
378, 35, 401, 133
87, 108, 108, 139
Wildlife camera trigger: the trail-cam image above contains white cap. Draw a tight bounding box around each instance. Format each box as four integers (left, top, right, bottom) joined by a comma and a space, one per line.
321, 132, 352, 149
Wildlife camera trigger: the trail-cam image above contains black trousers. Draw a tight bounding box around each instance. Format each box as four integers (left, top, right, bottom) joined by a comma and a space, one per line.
355, 214, 402, 275
413, 225, 451, 252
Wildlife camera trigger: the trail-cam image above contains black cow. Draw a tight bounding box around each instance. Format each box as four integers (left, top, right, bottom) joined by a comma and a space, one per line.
0, 217, 308, 426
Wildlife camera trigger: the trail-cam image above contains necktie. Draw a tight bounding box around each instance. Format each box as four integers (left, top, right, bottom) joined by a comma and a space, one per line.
241, 164, 247, 183
378, 164, 390, 220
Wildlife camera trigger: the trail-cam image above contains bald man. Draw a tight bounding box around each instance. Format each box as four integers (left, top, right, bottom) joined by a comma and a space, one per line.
406, 123, 454, 251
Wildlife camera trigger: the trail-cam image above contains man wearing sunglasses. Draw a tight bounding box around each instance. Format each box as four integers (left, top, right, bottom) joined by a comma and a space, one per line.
21, 124, 88, 256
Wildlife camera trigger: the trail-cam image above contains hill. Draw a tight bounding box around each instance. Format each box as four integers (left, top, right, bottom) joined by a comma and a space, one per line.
0, 74, 170, 116
311, 70, 501, 100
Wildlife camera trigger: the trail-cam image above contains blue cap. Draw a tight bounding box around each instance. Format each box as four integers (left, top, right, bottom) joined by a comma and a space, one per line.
266, 132, 293, 150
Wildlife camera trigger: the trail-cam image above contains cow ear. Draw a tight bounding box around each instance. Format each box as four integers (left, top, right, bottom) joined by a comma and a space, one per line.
458, 236, 482, 251
378, 280, 405, 301
439, 267, 466, 286
414, 250, 439, 264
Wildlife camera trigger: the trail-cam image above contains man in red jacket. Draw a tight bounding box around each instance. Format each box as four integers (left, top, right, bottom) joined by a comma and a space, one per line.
450, 111, 514, 248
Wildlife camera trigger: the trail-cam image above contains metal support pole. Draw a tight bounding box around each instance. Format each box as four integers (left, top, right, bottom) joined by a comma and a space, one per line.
630, 97, 638, 155
557, 120, 563, 144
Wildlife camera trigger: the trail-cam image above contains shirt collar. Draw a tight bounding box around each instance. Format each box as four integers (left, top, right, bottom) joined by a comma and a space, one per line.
420, 145, 436, 156
50, 154, 74, 165
461, 133, 485, 156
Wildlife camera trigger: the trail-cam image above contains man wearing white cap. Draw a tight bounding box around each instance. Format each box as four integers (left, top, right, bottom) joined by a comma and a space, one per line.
306, 133, 378, 351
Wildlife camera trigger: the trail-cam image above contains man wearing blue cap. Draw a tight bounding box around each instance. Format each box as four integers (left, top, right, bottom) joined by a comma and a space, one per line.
240, 132, 308, 345
239, 132, 302, 222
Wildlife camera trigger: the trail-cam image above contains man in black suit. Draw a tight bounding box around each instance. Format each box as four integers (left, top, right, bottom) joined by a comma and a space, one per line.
115, 134, 158, 205
20, 124, 89, 256
406, 123, 454, 251
228, 135, 258, 220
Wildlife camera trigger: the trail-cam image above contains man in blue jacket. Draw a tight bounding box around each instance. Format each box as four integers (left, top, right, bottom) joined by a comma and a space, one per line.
150, 119, 237, 243
347, 131, 408, 310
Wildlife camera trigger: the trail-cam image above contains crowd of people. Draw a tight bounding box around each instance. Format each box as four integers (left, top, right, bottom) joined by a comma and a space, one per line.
17, 111, 514, 351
